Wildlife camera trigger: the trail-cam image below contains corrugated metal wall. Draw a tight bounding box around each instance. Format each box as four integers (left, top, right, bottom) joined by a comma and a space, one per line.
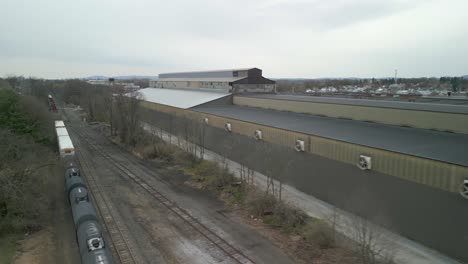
233, 96, 468, 134
139, 102, 467, 193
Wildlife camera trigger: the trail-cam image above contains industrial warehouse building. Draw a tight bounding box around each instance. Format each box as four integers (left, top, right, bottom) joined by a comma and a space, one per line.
138, 68, 468, 263
149, 68, 276, 93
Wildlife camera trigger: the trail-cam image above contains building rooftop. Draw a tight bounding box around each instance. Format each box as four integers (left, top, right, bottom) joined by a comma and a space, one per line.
240, 94, 468, 114
138, 88, 230, 109
155, 77, 247, 83
192, 104, 468, 166
159, 68, 258, 79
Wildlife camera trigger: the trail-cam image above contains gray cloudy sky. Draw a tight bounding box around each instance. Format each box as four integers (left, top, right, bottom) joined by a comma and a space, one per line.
1, 0, 467, 79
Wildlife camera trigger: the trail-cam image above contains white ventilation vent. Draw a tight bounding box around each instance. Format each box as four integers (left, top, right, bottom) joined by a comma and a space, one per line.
295, 139, 305, 152
461, 179, 468, 199
225, 122, 232, 132
358, 155, 372, 170
203, 117, 209, 125
87, 237, 105, 251
254, 130, 262, 140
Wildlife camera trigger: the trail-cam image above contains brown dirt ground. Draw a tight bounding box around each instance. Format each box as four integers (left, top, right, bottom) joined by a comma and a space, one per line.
13, 229, 53, 264
12, 164, 80, 264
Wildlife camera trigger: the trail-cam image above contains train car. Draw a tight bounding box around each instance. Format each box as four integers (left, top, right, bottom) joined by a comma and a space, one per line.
55, 120, 65, 128
58, 135, 75, 158
55, 121, 113, 264
55, 120, 75, 160
66, 176, 87, 195
81, 248, 113, 264
77, 220, 105, 254
65, 167, 80, 178
48, 94, 58, 112
71, 200, 98, 230
56, 127, 69, 137
69, 186, 89, 204
65, 161, 79, 170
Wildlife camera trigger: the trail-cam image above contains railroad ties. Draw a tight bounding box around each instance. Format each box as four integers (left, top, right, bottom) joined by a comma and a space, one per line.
78, 129, 255, 264
73, 131, 138, 264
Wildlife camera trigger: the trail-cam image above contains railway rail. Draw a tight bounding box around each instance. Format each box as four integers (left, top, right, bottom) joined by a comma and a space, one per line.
74, 127, 255, 264
72, 133, 139, 264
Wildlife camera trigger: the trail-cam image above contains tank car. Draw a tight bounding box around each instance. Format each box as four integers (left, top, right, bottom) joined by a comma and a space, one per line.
71, 200, 98, 230
65, 167, 81, 178
81, 248, 113, 264
69, 186, 89, 204
66, 175, 87, 195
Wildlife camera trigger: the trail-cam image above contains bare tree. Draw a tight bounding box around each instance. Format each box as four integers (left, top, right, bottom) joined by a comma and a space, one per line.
348, 216, 396, 264
113, 86, 142, 145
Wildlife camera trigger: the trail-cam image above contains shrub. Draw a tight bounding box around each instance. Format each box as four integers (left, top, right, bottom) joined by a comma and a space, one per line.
303, 220, 336, 249
188, 160, 235, 191
246, 190, 277, 217
142, 143, 176, 161
272, 202, 307, 232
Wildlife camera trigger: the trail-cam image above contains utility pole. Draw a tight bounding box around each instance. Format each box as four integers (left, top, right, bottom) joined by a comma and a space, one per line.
109, 78, 115, 136
394, 69, 398, 84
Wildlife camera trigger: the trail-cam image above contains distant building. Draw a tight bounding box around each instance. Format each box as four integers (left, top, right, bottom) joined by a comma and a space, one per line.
123, 83, 140, 91
149, 68, 275, 94
87, 79, 111, 86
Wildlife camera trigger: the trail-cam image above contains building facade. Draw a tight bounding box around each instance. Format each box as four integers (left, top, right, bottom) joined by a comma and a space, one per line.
149, 68, 276, 93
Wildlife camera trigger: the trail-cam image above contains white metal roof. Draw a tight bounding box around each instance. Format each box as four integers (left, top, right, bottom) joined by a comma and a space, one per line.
58, 135, 74, 150
56, 127, 69, 137
155, 77, 246, 83
55, 120, 65, 128
159, 68, 256, 78
137, 88, 231, 109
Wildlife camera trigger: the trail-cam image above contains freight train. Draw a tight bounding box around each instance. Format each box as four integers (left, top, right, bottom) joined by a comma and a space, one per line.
48, 94, 58, 112
56, 121, 113, 264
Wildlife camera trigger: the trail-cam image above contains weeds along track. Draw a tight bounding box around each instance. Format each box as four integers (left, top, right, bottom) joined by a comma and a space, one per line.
75, 127, 255, 264
70, 131, 140, 264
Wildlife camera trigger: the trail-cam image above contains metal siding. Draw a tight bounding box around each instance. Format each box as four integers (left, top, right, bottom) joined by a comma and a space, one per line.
234, 96, 468, 134
140, 102, 468, 193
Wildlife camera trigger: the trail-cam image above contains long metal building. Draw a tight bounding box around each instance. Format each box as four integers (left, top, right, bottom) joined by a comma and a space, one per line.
149, 68, 276, 93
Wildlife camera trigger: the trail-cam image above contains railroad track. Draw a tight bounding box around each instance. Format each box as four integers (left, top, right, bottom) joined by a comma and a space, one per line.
71, 131, 139, 264
76, 128, 255, 264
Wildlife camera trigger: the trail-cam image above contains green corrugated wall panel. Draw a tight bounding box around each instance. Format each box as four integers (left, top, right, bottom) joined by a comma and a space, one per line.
140, 102, 467, 193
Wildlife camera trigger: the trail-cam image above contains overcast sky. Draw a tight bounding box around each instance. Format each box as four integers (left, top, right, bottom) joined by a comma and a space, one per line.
1, 0, 467, 79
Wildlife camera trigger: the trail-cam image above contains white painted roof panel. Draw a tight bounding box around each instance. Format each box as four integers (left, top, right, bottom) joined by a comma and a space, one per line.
55, 120, 65, 128
58, 135, 74, 150
56, 127, 69, 137
137, 88, 231, 109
